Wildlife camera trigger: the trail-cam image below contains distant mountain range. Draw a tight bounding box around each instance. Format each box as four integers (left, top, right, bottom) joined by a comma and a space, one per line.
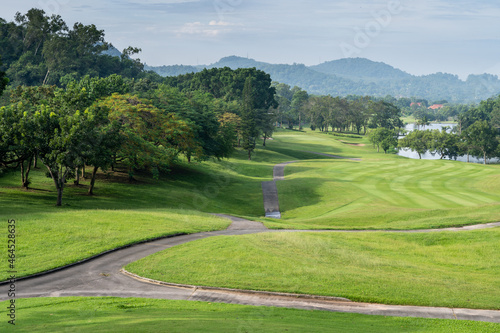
144, 56, 500, 103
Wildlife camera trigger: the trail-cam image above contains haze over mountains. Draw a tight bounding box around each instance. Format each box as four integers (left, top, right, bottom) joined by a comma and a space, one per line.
145, 56, 500, 103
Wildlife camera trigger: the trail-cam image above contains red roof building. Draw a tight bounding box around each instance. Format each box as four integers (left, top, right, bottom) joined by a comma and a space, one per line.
428, 104, 444, 110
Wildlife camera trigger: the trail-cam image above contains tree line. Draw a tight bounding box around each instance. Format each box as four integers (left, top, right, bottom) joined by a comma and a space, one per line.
273, 83, 404, 134
0, 68, 277, 206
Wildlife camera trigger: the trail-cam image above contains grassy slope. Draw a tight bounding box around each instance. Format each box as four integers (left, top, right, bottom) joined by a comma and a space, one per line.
2, 298, 498, 333
127, 230, 500, 309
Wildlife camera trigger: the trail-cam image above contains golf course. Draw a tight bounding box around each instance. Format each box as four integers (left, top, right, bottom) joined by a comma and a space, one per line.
1, 129, 499, 331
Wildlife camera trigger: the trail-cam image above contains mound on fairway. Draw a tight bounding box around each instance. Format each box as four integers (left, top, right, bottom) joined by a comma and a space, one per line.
126, 230, 500, 310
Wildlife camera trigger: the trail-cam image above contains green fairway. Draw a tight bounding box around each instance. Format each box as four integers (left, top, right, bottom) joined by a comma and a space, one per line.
127, 229, 500, 309
263, 131, 500, 229
2, 298, 498, 332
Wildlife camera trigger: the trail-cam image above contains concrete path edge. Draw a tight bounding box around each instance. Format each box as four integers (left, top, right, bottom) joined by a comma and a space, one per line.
120, 268, 353, 303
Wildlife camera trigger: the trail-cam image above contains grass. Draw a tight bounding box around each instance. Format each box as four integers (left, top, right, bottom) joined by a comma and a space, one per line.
260, 130, 500, 229
126, 229, 500, 310
0, 209, 229, 281
1, 128, 499, 278
2, 297, 498, 332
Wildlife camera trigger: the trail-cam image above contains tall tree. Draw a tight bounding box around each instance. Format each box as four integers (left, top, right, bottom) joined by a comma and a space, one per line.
463, 120, 499, 164
0, 55, 8, 96
0, 104, 37, 188
291, 89, 308, 130
369, 101, 404, 130
429, 128, 460, 160
368, 128, 398, 153
398, 130, 433, 159
240, 77, 259, 160
103, 93, 197, 179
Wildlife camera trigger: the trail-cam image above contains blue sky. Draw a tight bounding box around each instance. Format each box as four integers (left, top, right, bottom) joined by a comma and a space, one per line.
3, 0, 500, 79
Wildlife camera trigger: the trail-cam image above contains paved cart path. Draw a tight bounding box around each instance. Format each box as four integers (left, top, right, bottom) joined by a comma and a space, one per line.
2, 215, 500, 322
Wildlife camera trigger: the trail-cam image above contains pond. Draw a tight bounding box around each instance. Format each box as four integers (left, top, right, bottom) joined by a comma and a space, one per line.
397, 123, 499, 164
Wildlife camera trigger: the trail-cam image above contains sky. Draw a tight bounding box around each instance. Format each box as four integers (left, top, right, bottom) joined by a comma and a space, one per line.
3, 0, 500, 79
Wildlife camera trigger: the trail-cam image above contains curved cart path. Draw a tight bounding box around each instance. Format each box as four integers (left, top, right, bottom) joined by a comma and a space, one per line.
2, 155, 500, 323
2, 215, 499, 323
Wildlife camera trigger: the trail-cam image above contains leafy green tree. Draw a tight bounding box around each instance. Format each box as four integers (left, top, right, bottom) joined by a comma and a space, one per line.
0, 55, 8, 96
240, 77, 259, 160
32, 104, 80, 206
398, 130, 433, 159
0, 86, 56, 187
416, 115, 430, 129
463, 120, 499, 164
0, 104, 37, 188
291, 89, 308, 130
151, 85, 228, 162
103, 94, 197, 179
350, 97, 371, 134
218, 112, 242, 147
368, 128, 398, 153
369, 101, 404, 130
429, 128, 460, 160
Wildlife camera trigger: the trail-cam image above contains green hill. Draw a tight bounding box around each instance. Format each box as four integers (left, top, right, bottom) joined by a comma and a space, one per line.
147, 56, 500, 103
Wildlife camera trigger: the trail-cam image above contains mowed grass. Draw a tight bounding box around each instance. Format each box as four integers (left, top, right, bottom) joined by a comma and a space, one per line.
2, 298, 498, 333
127, 229, 500, 309
0, 209, 229, 281
264, 131, 500, 229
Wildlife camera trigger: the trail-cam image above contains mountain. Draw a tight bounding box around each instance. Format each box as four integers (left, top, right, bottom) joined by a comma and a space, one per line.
146, 56, 500, 103
310, 58, 412, 82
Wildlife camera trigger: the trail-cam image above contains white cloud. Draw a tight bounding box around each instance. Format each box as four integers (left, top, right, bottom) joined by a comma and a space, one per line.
209, 20, 234, 26
176, 20, 240, 37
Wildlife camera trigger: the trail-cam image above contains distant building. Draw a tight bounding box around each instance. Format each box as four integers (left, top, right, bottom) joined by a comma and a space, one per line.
410, 102, 422, 107
428, 104, 444, 110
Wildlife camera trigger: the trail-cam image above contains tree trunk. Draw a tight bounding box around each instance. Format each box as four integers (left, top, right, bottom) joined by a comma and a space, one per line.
23, 160, 31, 189
20, 161, 25, 187
42, 69, 50, 85
56, 186, 63, 207
75, 167, 80, 185
483, 151, 487, 165
46, 165, 67, 206
248, 150, 252, 161
82, 165, 86, 179
33, 153, 38, 168
88, 166, 99, 195
418, 152, 422, 159
20, 159, 32, 189
263, 136, 267, 147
